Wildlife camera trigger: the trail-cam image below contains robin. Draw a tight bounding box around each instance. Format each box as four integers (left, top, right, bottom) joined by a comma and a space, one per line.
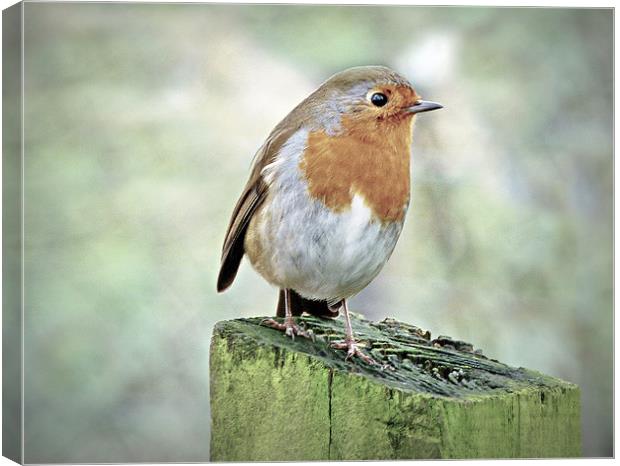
217, 65, 442, 363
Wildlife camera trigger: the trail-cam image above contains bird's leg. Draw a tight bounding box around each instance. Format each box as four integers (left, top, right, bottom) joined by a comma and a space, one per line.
261, 289, 312, 340
330, 300, 376, 365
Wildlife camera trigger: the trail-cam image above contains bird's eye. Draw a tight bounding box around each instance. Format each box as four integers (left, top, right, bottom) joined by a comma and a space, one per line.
370, 92, 388, 107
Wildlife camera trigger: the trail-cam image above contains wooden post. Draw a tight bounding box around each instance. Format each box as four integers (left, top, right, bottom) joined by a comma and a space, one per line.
210, 314, 581, 460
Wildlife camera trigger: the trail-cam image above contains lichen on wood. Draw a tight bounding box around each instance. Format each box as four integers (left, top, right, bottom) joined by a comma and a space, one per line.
210, 314, 581, 460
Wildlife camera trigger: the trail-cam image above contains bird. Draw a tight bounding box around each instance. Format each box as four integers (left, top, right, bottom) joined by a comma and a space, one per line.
217, 65, 442, 363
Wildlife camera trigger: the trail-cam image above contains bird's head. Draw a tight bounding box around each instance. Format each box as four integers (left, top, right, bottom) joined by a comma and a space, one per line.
305, 66, 442, 132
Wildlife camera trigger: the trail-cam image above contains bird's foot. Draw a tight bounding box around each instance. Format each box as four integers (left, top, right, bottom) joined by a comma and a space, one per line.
331, 339, 376, 365
260, 318, 313, 341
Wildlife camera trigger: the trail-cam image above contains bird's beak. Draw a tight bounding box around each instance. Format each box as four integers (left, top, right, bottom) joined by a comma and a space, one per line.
406, 100, 443, 115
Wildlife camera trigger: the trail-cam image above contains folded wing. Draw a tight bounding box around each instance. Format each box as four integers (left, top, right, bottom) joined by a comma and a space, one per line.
216, 125, 297, 292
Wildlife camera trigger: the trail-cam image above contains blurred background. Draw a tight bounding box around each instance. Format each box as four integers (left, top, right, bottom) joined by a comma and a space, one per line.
20, 3, 612, 462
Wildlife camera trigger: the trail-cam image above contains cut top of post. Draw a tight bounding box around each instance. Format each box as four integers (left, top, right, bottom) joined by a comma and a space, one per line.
212, 314, 576, 399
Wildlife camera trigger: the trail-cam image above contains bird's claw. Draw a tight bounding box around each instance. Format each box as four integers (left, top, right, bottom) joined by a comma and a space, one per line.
331, 340, 376, 365
261, 318, 312, 340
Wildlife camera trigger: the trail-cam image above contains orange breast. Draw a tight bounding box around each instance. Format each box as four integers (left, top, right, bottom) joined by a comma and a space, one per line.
299, 115, 413, 223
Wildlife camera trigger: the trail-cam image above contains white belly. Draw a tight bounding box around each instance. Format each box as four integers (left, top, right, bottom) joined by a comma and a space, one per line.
248, 191, 404, 301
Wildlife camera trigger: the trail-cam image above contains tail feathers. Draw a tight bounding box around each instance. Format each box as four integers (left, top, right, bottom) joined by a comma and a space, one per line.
216, 239, 244, 292
276, 289, 340, 319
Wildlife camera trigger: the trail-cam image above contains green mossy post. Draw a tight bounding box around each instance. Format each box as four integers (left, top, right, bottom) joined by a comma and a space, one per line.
210, 314, 581, 461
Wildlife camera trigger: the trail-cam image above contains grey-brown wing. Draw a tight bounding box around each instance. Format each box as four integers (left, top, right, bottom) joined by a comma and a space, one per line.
216, 126, 294, 292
